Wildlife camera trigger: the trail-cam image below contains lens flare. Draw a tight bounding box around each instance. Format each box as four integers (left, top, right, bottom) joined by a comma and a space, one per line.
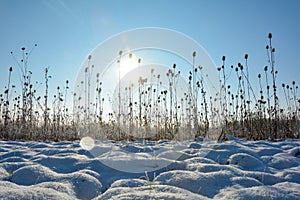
80, 136, 95, 151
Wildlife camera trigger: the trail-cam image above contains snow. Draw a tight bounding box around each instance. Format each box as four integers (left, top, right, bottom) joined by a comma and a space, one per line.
0, 136, 300, 199
228, 153, 265, 171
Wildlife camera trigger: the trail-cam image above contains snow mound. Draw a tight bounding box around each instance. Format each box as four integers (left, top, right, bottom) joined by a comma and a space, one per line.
66, 172, 102, 199
230, 176, 263, 188
96, 184, 209, 200
263, 153, 300, 170
0, 181, 74, 200
228, 153, 265, 171
155, 170, 233, 198
215, 182, 300, 200
10, 165, 102, 199
12, 165, 57, 185
0, 137, 300, 199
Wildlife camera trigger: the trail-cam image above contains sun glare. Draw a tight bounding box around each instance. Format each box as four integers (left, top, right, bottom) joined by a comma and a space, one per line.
119, 53, 139, 78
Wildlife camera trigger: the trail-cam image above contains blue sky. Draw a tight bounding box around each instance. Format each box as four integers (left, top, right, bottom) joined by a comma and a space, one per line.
0, 0, 299, 99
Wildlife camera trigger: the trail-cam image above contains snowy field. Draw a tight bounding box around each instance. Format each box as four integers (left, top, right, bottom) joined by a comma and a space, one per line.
0, 136, 300, 199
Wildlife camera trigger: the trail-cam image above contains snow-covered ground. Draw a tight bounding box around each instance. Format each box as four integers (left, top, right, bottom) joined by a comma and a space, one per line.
0, 136, 300, 199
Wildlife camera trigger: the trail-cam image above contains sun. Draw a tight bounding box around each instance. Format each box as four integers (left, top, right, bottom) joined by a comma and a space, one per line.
119, 53, 140, 78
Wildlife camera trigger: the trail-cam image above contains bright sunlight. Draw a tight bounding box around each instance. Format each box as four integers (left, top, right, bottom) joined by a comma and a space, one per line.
119, 53, 140, 78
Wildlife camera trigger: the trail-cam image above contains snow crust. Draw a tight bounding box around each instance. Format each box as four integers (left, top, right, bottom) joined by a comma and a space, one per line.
0, 136, 300, 199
